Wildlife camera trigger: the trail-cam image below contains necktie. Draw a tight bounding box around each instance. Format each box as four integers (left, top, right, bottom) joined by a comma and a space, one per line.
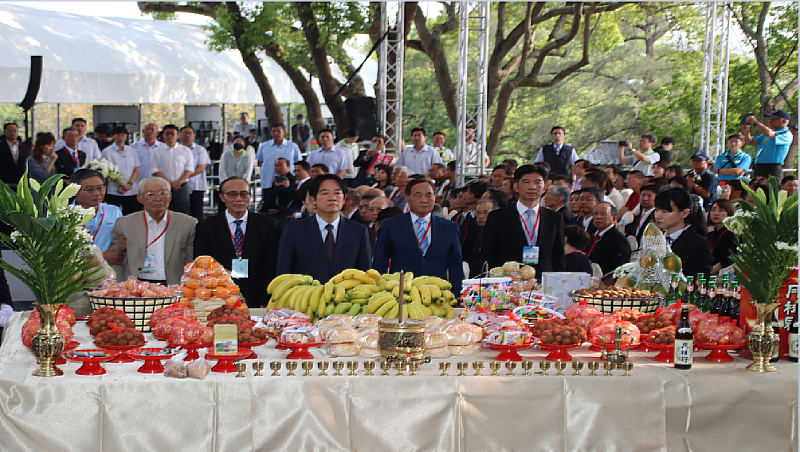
666, 235, 675, 245
525, 209, 535, 244
416, 218, 429, 255
588, 232, 600, 255
325, 224, 335, 262
233, 220, 244, 257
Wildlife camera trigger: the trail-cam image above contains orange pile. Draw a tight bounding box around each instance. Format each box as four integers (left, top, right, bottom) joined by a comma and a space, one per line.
179, 255, 244, 309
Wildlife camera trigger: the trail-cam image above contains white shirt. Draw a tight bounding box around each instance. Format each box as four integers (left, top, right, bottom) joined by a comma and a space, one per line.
580, 216, 593, 230
637, 208, 656, 235
226, 209, 249, 236
233, 122, 256, 136
335, 141, 360, 179
102, 144, 140, 196
6, 139, 18, 162
434, 147, 455, 163
409, 212, 433, 244
395, 144, 443, 176
151, 144, 194, 183
187, 143, 211, 191
130, 139, 167, 184
516, 200, 540, 246
315, 214, 341, 244
62, 145, 83, 169
142, 211, 169, 281
624, 150, 661, 176
55, 136, 101, 161
666, 225, 691, 245
534, 143, 579, 167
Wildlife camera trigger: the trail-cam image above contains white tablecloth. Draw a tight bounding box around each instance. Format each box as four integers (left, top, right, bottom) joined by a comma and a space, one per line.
0, 313, 797, 451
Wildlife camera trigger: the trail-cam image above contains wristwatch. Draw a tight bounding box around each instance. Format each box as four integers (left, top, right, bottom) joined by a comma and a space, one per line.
753, 120, 761, 126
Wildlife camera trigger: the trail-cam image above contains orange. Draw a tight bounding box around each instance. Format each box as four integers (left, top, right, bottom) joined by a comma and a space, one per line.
189, 267, 206, 279
226, 285, 241, 296
213, 287, 231, 298
194, 256, 214, 268
181, 287, 195, 298
207, 263, 225, 277
208, 297, 225, 302
203, 276, 221, 288
183, 263, 193, 273
184, 278, 201, 289
194, 287, 212, 299
220, 277, 236, 287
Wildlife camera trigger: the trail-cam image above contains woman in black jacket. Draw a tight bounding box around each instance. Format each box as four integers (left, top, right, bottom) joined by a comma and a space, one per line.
706, 199, 737, 274
654, 187, 713, 278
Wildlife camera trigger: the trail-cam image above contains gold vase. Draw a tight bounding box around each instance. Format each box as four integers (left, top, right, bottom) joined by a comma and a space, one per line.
30, 303, 65, 377
746, 302, 780, 373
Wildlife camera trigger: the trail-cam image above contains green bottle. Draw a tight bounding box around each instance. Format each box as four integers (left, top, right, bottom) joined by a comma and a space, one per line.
684, 276, 695, 305
697, 278, 708, 311
706, 276, 718, 313
665, 274, 681, 306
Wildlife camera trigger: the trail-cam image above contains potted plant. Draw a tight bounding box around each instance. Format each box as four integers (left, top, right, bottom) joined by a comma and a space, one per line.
724, 176, 798, 372
0, 171, 102, 376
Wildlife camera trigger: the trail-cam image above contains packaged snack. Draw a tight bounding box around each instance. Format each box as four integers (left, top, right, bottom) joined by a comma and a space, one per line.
443, 323, 483, 346
564, 304, 602, 321
482, 316, 525, 335
353, 314, 382, 329
265, 317, 311, 336
164, 350, 188, 378
321, 314, 355, 326
486, 328, 532, 346
449, 343, 481, 356
539, 325, 587, 346
327, 342, 359, 357
153, 317, 200, 339
424, 331, 449, 349
324, 325, 358, 344
187, 357, 211, 380
357, 329, 379, 349
422, 316, 444, 332
697, 323, 746, 346
94, 324, 146, 347
149, 303, 197, 329
280, 325, 323, 344
590, 320, 641, 348
424, 346, 451, 358
358, 347, 381, 358
646, 325, 676, 345
458, 309, 496, 326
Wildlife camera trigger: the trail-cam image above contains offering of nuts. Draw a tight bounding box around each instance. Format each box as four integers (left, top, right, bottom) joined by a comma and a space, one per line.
207, 305, 250, 321
94, 328, 145, 347
207, 316, 255, 327
89, 312, 135, 336
646, 326, 676, 345
634, 315, 672, 335
573, 286, 659, 299
531, 319, 574, 337
539, 326, 588, 346
238, 326, 267, 344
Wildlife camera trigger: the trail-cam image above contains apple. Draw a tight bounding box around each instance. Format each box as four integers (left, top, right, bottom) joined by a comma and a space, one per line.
520, 266, 536, 280
502, 261, 520, 273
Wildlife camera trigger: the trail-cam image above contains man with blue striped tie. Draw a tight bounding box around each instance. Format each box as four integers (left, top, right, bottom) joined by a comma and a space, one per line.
373, 179, 465, 296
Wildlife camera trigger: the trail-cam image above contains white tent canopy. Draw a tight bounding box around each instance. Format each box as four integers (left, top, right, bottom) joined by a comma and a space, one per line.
0, 3, 376, 104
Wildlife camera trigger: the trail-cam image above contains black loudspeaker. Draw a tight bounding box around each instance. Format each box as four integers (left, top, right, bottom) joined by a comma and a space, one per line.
345, 97, 378, 139
19, 56, 43, 112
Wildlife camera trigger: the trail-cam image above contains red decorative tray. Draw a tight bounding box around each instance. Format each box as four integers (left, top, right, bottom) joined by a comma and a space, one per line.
538, 342, 582, 362
64, 349, 119, 375
205, 350, 253, 372
239, 338, 269, 359
696, 342, 744, 363
127, 347, 179, 374
642, 341, 674, 363
55, 340, 81, 366
485, 341, 533, 362
168, 342, 212, 361
268, 333, 289, 350
277, 341, 324, 360
95, 343, 146, 363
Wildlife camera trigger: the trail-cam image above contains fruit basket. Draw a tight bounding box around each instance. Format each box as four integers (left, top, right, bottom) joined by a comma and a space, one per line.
569, 290, 663, 315
87, 294, 182, 333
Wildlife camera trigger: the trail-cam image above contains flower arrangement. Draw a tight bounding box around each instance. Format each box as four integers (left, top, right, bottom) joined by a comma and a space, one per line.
723, 177, 798, 304
0, 171, 103, 305
85, 159, 125, 184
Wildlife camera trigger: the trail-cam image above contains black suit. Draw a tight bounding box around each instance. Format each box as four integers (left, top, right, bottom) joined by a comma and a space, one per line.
0, 136, 30, 186
353, 150, 377, 186
587, 226, 631, 275
194, 212, 280, 307
348, 209, 366, 226
260, 173, 299, 218
624, 209, 656, 246
555, 205, 578, 226
669, 226, 713, 278
477, 204, 565, 274
54, 149, 86, 176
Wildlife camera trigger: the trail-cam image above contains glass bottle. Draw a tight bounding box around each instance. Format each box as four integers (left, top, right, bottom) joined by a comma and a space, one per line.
684, 276, 695, 305
719, 280, 732, 323
674, 306, 693, 370
730, 281, 741, 325
697, 278, 707, 312
665, 274, 680, 306
788, 306, 798, 363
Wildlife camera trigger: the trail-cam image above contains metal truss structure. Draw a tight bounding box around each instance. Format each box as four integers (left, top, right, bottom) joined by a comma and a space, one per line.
377, 2, 405, 155
698, 2, 732, 159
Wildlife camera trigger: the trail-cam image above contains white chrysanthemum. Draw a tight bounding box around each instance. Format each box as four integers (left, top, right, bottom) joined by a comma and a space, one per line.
76, 227, 94, 245
776, 242, 797, 252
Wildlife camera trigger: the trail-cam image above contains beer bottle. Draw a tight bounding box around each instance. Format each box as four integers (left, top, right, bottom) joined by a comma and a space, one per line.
706, 277, 717, 313
684, 276, 695, 305
788, 306, 798, 363
730, 281, 741, 325
665, 274, 680, 306
719, 279, 732, 323
697, 278, 707, 311
674, 306, 693, 370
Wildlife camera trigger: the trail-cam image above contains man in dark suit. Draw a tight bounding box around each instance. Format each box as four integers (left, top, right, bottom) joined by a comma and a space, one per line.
260, 157, 299, 219
342, 188, 365, 224
544, 184, 577, 226
624, 184, 660, 246
54, 127, 86, 176
587, 202, 631, 275
477, 165, 565, 274
353, 134, 386, 187
0, 123, 30, 187
195, 177, 279, 307
373, 179, 465, 295
277, 175, 371, 283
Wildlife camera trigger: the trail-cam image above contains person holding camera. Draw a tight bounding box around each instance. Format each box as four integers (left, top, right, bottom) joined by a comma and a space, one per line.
714, 133, 751, 183
742, 109, 794, 180
686, 151, 717, 210
260, 157, 299, 219
618, 135, 661, 176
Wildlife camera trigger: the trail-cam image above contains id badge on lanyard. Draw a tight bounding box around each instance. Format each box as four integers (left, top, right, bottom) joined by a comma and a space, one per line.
231, 259, 249, 278
519, 208, 541, 265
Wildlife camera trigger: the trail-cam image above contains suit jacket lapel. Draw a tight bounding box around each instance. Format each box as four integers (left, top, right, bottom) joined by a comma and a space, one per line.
164, 212, 181, 270
331, 218, 347, 267
134, 213, 147, 263
310, 216, 330, 266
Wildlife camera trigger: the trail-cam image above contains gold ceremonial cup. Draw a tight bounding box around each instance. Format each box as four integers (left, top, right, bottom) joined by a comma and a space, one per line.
380, 361, 391, 376
332, 361, 344, 376
489, 361, 501, 376
457, 362, 468, 376
555, 361, 566, 376
252, 362, 264, 377
439, 362, 450, 376
286, 361, 297, 376
472, 361, 484, 376
622, 362, 634, 377
505, 362, 516, 376
270, 361, 281, 376
521, 361, 533, 376
587, 361, 599, 376
235, 362, 246, 378
302, 361, 314, 376
363, 361, 375, 376
409, 361, 420, 376
539, 361, 550, 376
572, 361, 583, 376
603, 361, 614, 376
317, 361, 329, 376
347, 361, 358, 376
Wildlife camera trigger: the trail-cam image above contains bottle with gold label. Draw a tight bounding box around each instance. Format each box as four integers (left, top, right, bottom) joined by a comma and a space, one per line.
674, 306, 693, 370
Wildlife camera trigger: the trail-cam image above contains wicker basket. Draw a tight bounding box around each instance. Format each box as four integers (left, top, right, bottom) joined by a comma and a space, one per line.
193, 299, 227, 324
87, 294, 182, 332
569, 291, 664, 315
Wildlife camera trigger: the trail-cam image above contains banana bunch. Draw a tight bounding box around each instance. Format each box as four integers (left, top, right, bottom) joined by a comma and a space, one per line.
266, 269, 459, 323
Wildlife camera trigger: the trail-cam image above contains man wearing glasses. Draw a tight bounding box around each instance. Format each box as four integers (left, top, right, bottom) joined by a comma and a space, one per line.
586, 202, 630, 275
110, 177, 197, 285
151, 125, 195, 215
373, 179, 465, 295
618, 134, 661, 176
194, 177, 280, 307
70, 169, 124, 265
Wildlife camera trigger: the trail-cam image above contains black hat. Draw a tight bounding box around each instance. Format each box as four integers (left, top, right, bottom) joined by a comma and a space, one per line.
765, 109, 790, 120
661, 136, 675, 145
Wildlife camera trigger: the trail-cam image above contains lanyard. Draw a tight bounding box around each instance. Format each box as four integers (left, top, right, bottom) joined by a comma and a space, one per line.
518, 207, 541, 246
709, 228, 730, 253
68, 148, 79, 165
144, 211, 171, 250
416, 218, 432, 252
229, 228, 246, 259
86, 206, 105, 242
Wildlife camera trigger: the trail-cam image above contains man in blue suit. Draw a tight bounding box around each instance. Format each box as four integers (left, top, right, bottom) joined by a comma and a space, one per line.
277, 174, 372, 282
373, 179, 465, 296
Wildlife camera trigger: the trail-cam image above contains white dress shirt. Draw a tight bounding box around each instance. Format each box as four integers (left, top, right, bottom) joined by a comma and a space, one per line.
102, 143, 140, 196
55, 136, 101, 161
335, 141, 360, 179
6, 139, 18, 162
151, 144, 195, 183
226, 209, 249, 236
187, 143, 211, 191
516, 200, 541, 246
409, 212, 433, 246
130, 139, 167, 184
315, 214, 341, 244
141, 211, 169, 281
395, 144, 443, 176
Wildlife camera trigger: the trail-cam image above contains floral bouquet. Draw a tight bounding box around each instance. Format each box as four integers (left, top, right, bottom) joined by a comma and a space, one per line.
0, 171, 103, 305
724, 177, 798, 304
86, 159, 125, 185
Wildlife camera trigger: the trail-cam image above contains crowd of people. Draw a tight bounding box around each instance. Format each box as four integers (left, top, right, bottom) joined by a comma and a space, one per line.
0, 108, 795, 313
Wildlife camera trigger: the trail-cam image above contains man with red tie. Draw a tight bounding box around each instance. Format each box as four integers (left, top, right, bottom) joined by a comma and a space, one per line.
54, 127, 86, 176
586, 202, 631, 275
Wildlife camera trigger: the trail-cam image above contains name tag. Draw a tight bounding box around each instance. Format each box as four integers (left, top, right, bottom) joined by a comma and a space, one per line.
231, 258, 249, 279
140, 253, 156, 275
522, 246, 540, 265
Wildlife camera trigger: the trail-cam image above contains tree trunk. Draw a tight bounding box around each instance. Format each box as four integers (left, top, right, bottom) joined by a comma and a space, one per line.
296, 3, 349, 134
262, 46, 325, 137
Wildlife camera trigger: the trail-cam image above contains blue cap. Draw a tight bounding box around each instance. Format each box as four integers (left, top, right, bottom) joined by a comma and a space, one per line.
765, 109, 790, 120
690, 151, 710, 161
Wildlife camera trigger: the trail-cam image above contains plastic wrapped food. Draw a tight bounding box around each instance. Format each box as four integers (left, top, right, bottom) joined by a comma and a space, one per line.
424, 346, 451, 358
207, 316, 255, 327
207, 304, 250, 322
148, 303, 197, 328
531, 319, 574, 337
322, 314, 355, 326
21, 316, 74, 347
443, 323, 483, 346
424, 331, 449, 349
697, 323, 746, 346
423, 316, 444, 332
163, 350, 188, 378
323, 324, 358, 344
575, 314, 613, 332
646, 325, 676, 345
153, 317, 201, 339
89, 311, 134, 336
449, 343, 481, 356
353, 314, 382, 329
539, 325, 587, 346
633, 315, 672, 335
358, 329, 379, 349
30, 306, 76, 327
482, 316, 525, 335
187, 357, 211, 380
180, 256, 245, 311
168, 323, 207, 345
564, 304, 602, 321
689, 312, 719, 331
265, 317, 311, 336
88, 276, 180, 298
458, 309, 496, 326
358, 347, 381, 358
326, 342, 359, 357
87, 307, 125, 327
280, 325, 323, 344
238, 325, 267, 343
485, 328, 532, 346
611, 308, 647, 323
94, 324, 145, 347
591, 320, 641, 347
657, 303, 700, 326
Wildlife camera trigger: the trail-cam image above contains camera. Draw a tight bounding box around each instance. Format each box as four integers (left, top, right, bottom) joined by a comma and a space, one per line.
275, 175, 287, 183
618, 141, 627, 147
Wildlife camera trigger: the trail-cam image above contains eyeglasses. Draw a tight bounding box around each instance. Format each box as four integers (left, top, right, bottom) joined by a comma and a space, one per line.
142, 190, 170, 199
578, 197, 597, 202
223, 191, 251, 199
410, 193, 435, 200
80, 186, 106, 194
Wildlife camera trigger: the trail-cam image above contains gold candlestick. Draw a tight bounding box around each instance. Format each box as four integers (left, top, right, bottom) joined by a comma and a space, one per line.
505, 362, 516, 376
286, 361, 297, 376
439, 362, 451, 376
332, 361, 344, 376
252, 361, 264, 377
587, 361, 599, 376
571, 361, 583, 376
456, 362, 468, 376
472, 361, 484, 376
347, 361, 358, 376
270, 361, 282, 376
622, 362, 634, 377
539, 361, 550, 376
603, 361, 614, 377
554, 362, 566, 376
317, 361, 329, 376
235, 362, 246, 378
363, 361, 375, 376
409, 361, 420, 376
302, 361, 314, 376
521, 361, 533, 376
394, 361, 405, 376
489, 361, 501, 376
380, 361, 392, 376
